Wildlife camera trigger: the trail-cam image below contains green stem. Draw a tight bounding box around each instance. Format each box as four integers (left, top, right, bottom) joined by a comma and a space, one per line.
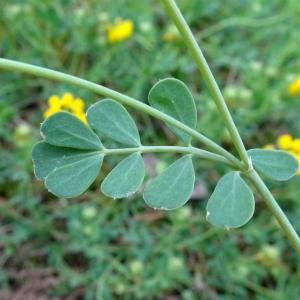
161, 0, 249, 167
0, 58, 242, 169
104, 145, 235, 168
246, 170, 300, 256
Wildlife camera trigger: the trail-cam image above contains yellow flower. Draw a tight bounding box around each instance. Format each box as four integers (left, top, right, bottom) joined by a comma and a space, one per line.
288, 76, 300, 96
44, 93, 87, 124
291, 138, 300, 154
76, 112, 87, 124
43, 106, 60, 119
277, 134, 293, 150
71, 97, 85, 113
48, 95, 61, 109
107, 18, 133, 43
61, 92, 74, 108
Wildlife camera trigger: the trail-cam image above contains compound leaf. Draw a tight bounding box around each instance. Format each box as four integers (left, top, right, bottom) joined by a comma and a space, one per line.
45, 154, 103, 198
101, 153, 145, 198
248, 149, 298, 181
87, 99, 141, 147
148, 78, 197, 144
41, 112, 102, 150
143, 155, 195, 210
206, 171, 255, 229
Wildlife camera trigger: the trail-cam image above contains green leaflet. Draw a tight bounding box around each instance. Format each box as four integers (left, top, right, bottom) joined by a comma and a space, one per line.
206, 172, 255, 229
87, 99, 141, 147
101, 153, 145, 198
41, 112, 102, 150
248, 149, 298, 181
143, 155, 195, 210
148, 78, 197, 144
32, 141, 103, 198
32, 141, 101, 180
45, 154, 103, 198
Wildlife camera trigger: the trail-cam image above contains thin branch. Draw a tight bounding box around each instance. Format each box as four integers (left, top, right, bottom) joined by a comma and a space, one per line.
0, 58, 242, 169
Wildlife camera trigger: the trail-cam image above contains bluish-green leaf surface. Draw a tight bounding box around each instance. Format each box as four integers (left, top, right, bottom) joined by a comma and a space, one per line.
248, 149, 298, 181
45, 154, 103, 198
87, 99, 141, 147
206, 171, 255, 228
101, 153, 145, 198
143, 155, 195, 210
32, 141, 101, 180
41, 112, 102, 150
32, 141, 103, 198
148, 78, 197, 144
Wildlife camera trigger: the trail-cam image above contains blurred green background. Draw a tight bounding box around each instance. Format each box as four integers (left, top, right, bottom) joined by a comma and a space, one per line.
1, 0, 300, 299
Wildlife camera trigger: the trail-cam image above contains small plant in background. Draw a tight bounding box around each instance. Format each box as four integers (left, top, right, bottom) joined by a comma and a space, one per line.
1, 0, 300, 262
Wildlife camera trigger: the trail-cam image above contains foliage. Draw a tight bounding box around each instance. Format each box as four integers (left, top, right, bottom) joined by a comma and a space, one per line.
248, 149, 298, 181
148, 78, 197, 144
144, 155, 195, 210
206, 171, 255, 228
1, 0, 300, 299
